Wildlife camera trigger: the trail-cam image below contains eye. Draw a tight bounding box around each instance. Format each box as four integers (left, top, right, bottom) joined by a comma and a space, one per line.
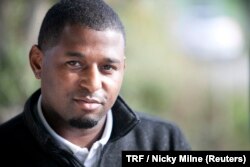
103, 65, 113, 70
66, 61, 82, 68
101, 64, 117, 73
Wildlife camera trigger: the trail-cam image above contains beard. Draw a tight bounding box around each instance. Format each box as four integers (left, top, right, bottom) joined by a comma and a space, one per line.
42, 99, 101, 129
69, 117, 99, 129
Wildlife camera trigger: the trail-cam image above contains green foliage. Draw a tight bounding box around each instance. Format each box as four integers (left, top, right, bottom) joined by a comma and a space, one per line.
111, 0, 250, 150
0, 1, 39, 106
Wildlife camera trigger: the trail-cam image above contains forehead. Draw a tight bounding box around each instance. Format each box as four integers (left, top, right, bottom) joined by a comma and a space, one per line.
57, 24, 125, 49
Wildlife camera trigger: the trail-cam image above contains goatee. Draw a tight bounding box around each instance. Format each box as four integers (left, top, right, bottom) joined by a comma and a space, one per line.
69, 118, 98, 129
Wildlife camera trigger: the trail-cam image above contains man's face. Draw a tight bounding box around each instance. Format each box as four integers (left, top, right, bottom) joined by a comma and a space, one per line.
32, 25, 125, 129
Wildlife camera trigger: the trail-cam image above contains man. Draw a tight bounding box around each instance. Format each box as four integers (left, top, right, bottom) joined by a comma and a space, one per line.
0, 0, 190, 166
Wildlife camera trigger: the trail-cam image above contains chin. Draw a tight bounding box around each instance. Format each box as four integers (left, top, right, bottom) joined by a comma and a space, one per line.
69, 117, 99, 129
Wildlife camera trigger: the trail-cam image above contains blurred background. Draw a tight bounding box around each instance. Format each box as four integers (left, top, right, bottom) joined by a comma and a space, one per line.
0, 0, 249, 150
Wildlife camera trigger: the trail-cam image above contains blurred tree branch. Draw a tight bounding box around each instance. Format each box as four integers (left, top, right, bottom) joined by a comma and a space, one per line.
241, 0, 250, 136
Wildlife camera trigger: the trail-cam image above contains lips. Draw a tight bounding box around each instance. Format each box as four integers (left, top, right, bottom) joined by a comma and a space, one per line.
73, 97, 102, 111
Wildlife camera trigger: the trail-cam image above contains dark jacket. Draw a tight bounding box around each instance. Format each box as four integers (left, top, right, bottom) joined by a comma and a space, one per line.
0, 90, 190, 166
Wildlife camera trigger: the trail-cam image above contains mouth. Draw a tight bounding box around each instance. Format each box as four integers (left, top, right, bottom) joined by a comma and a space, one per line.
73, 97, 102, 111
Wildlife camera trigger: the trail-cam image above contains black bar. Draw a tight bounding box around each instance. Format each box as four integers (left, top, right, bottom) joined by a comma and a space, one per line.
122, 151, 250, 167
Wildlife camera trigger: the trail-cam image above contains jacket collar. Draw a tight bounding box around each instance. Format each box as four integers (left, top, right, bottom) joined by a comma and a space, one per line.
110, 95, 140, 141
23, 89, 78, 166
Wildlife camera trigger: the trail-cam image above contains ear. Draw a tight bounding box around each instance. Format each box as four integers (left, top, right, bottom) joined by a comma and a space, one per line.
29, 45, 43, 79
123, 56, 126, 69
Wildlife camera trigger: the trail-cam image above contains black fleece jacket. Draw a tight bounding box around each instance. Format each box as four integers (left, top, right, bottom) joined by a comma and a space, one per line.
0, 90, 190, 167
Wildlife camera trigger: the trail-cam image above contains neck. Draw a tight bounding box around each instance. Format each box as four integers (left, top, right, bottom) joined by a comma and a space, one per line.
57, 116, 107, 149
46, 113, 107, 149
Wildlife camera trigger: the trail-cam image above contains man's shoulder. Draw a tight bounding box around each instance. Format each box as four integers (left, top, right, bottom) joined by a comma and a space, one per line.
136, 111, 179, 130
131, 111, 191, 150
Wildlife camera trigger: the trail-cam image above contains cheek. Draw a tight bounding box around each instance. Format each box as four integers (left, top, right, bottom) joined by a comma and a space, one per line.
41, 63, 79, 94
104, 73, 124, 97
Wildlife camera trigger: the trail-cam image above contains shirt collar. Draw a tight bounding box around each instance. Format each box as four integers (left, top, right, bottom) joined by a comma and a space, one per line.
37, 95, 113, 154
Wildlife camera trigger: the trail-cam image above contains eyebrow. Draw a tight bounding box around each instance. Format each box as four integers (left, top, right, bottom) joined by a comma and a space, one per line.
65, 51, 121, 63
104, 57, 121, 64
65, 51, 85, 58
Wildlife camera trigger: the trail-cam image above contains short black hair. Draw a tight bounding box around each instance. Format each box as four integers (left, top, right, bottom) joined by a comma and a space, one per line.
38, 0, 125, 51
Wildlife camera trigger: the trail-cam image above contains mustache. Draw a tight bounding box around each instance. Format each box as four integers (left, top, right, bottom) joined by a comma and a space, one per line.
72, 90, 106, 103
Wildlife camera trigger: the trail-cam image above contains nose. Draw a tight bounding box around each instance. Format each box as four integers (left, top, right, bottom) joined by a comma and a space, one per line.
80, 65, 102, 93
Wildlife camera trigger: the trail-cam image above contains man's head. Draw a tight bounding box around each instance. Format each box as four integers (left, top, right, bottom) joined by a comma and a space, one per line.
38, 0, 125, 51
29, 0, 126, 131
